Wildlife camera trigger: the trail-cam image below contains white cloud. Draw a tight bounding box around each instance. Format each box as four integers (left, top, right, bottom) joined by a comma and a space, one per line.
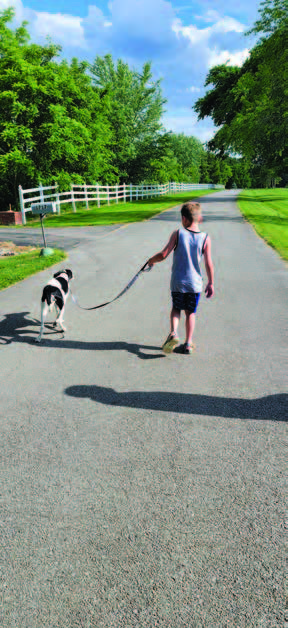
32, 12, 86, 48
212, 16, 244, 34
208, 47, 250, 67
172, 18, 210, 44
172, 13, 245, 45
0, 1, 111, 50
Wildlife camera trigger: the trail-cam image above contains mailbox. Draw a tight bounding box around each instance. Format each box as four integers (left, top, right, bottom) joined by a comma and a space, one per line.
31, 202, 56, 215
30, 202, 56, 255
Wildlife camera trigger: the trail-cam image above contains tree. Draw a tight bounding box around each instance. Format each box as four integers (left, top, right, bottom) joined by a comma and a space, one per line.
0, 8, 114, 208
167, 133, 204, 182
225, 157, 252, 189
194, 0, 288, 186
90, 54, 167, 182
199, 151, 232, 186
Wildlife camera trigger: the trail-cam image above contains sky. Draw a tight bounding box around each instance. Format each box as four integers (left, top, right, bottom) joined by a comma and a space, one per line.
0, 0, 260, 143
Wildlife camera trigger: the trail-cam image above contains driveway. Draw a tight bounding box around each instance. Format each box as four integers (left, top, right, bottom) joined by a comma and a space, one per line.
1, 190, 287, 627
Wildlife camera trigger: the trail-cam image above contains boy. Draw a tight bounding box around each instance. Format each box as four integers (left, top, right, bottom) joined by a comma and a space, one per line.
147, 201, 214, 354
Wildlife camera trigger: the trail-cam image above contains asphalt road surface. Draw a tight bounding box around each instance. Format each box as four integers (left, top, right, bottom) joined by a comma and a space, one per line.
1, 190, 287, 628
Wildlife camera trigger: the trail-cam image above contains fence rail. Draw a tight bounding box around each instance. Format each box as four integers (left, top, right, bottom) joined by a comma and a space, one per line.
18, 181, 224, 224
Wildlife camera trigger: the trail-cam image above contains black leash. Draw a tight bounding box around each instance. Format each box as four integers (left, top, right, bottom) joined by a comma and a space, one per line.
71, 261, 152, 311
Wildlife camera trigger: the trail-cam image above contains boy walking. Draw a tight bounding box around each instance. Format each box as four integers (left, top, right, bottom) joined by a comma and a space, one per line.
147, 201, 214, 354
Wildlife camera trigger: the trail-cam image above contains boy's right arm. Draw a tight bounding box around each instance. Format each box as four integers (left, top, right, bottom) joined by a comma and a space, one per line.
203, 236, 214, 298
147, 231, 178, 267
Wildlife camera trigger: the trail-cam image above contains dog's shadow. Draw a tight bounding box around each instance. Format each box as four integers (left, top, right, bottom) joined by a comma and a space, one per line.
0, 311, 62, 343
0, 311, 165, 360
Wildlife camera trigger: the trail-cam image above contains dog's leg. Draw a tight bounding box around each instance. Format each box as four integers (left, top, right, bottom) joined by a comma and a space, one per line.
54, 300, 67, 333
35, 301, 48, 342
56, 306, 66, 332
52, 304, 60, 328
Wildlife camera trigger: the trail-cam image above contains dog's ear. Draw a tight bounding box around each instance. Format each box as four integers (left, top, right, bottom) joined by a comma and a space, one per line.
65, 269, 73, 280
53, 271, 61, 278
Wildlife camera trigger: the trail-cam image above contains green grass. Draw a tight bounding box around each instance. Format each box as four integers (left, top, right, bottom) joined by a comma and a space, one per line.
237, 188, 288, 261
0, 249, 67, 291
23, 189, 217, 228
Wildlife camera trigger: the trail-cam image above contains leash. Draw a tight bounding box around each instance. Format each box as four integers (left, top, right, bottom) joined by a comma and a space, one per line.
71, 261, 152, 311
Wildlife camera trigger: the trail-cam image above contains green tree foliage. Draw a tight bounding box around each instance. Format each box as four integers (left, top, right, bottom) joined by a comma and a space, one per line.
199, 152, 233, 186
194, 0, 288, 187
0, 8, 113, 208
167, 133, 204, 182
0, 8, 216, 209
90, 54, 169, 183
248, 0, 288, 34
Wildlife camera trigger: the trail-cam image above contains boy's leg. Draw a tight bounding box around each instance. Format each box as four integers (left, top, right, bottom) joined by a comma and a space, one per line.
170, 308, 180, 336
162, 304, 181, 353
185, 311, 196, 345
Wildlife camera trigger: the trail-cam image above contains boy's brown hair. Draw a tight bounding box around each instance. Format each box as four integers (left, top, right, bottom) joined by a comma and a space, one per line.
181, 202, 201, 225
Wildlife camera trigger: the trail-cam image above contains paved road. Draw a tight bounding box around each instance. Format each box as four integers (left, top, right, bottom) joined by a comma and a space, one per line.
0, 223, 122, 251
1, 190, 287, 628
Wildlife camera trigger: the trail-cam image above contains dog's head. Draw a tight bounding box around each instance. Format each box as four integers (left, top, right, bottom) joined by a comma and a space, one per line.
54, 269, 74, 281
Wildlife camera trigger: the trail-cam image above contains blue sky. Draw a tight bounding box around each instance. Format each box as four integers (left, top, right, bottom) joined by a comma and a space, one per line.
1, 0, 260, 142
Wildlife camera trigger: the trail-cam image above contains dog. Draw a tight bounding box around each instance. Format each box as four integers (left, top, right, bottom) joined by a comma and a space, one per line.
35, 269, 73, 343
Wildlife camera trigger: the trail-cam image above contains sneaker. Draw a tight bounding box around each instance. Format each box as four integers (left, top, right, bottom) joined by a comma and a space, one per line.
162, 333, 179, 353
178, 342, 194, 355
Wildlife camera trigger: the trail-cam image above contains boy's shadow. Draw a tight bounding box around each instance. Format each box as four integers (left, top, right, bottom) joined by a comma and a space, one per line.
0, 311, 164, 360
65, 385, 287, 422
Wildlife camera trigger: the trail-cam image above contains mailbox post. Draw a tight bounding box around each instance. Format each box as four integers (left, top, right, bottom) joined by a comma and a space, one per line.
31, 202, 56, 256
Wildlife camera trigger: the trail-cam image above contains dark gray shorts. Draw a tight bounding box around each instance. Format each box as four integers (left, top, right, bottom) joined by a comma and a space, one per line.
172, 292, 201, 313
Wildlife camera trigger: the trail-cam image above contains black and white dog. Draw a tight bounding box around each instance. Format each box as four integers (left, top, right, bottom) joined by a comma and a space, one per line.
35, 269, 73, 343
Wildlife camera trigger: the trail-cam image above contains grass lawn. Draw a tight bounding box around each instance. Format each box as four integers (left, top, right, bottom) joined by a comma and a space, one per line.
0, 249, 67, 291
237, 188, 288, 261
23, 189, 217, 228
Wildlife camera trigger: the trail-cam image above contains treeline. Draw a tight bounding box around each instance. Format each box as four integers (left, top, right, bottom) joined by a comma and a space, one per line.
195, 0, 288, 188
0, 8, 251, 210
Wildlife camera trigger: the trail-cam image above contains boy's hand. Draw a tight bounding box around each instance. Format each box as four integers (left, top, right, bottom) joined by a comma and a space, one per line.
147, 259, 154, 268
205, 282, 214, 298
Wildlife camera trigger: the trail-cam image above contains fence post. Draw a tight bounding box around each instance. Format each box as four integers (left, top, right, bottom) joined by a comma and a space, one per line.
96, 184, 100, 208
130, 183, 132, 202
123, 183, 126, 203
85, 183, 89, 210
107, 185, 110, 205
55, 183, 60, 214
71, 185, 76, 212
116, 184, 118, 204
136, 185, 138, 201
18, 185, 26, 225
39, 181, 44, 203
141, 184, 144, 200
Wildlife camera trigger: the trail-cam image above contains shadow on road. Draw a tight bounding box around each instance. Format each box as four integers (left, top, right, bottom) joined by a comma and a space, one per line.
65, 384, 287, 422
151, 213, 244, 223
0, 311, 164, 360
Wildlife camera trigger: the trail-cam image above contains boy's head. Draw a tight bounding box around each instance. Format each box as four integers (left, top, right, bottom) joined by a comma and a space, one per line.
181, 202, 202, 226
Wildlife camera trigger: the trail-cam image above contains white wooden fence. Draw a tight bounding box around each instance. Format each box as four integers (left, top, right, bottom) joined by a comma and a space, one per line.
18, 181, 224, 225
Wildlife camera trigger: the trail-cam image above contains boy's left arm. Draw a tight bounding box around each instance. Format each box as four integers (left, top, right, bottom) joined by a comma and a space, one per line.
203, 236, 214, 298
147, 231, 178, 267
